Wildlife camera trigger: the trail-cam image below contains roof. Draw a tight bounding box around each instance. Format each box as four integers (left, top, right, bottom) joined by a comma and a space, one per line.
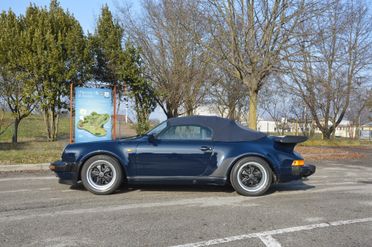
167, 116, 266, 142
362, 122, 372, 127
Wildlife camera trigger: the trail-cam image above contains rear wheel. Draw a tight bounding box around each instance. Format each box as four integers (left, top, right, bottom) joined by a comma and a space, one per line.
81, 155, 123, 195
230, 157, 272, 196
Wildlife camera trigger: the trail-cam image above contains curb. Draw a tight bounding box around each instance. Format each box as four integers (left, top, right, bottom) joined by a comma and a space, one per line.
0, 163, 50, 172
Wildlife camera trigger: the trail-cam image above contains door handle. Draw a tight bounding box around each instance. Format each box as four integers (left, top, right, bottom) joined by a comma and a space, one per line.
200, 146, 212, 152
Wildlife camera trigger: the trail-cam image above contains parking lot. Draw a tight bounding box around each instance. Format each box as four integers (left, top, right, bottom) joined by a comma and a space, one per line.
0, 149, 371, 247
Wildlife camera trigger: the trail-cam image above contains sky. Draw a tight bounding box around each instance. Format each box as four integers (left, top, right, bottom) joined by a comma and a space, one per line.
0, 0, 167, 121
0, 0, 121, 34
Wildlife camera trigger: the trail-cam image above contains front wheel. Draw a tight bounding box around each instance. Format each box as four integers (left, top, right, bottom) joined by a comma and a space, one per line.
81, 155, 123, 195
230, 157, 272, 196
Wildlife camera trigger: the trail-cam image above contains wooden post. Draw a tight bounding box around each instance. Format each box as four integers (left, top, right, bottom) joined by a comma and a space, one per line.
124, 82, 127, 123
69, 83, 73, 144
119, 81, 127, 138
118, 84, 121, 139
113, 84, 117, 140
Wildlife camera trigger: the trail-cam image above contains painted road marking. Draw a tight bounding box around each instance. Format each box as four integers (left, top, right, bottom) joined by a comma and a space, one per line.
0, 189, 29, 194
169, 217, 372, 247
0, 181, 369, 219
273, 184, 371, 196
0, 188, 52, 194
0, 179, 368, 200
0, 176, 56, 182
61, 189, 75, 192
0, 196, 258, 222
258, 235, 282, 247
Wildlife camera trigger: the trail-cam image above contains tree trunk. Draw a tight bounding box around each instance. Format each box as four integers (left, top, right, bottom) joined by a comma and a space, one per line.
248, 90, 258, 130
43, 109, 51, 141
164, 101, 174, 118
52, 112, 59, 141
228, 102, 236, 120
165, 105, 179, 119
186, 107, 193, 116
185, 99, 194, 116
331, 128, 335, 139
322, 129, 332, 139
12, 118, 20, 144
43, 107, 59, 141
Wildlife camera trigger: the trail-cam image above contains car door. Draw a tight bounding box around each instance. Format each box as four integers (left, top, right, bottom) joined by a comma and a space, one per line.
135, 124, 216, 177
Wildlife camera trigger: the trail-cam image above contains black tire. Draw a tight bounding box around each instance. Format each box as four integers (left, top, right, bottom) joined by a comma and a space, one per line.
81, 155, 123, 195
230, 157, 272, 196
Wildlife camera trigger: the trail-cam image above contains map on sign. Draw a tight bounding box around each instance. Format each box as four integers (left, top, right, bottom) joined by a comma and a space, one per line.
77, 112, 110, 137
75, 87, 113, 143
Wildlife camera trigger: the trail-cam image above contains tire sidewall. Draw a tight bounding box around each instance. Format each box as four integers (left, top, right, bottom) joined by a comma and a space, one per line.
81, 155, 123, 195
230, 157, 272, 196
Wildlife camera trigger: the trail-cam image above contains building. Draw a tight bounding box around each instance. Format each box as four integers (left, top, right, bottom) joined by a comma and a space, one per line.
360, 122, 372, 140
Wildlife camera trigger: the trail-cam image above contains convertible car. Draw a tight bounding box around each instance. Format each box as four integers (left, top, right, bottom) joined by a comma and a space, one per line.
50, 116, 315, 196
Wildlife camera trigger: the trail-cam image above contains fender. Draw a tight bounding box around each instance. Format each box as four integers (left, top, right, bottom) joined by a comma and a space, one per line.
77, 150, 128, 179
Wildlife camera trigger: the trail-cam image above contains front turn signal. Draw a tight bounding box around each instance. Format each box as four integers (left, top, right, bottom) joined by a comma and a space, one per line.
292, 160, 305, 166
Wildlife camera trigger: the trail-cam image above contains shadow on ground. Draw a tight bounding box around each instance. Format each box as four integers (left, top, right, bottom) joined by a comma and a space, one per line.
269, 179, 315, 194
69, 179, 316, 195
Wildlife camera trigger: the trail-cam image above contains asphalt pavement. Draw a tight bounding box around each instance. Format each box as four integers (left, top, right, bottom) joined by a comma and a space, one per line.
0, 150, 371, 247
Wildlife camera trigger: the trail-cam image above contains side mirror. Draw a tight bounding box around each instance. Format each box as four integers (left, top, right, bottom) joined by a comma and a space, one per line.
148, 134, 156, 143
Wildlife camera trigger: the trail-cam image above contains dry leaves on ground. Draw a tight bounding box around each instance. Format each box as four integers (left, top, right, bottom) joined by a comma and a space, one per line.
295, 146, 366, 161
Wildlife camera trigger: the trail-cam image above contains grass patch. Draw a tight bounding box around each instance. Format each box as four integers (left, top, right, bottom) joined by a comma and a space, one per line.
295, 146, 366, 161
0, 140, 68, 164
0, 113, 69, 142
0, 113, 70, 164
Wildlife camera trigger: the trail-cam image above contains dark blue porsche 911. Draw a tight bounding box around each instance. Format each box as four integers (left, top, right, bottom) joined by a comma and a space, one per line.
50, 116, 315, 196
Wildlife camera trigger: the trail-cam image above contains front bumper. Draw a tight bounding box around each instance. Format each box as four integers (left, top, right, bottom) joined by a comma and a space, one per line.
292, 164, 316, 178
50, 160, 78, 185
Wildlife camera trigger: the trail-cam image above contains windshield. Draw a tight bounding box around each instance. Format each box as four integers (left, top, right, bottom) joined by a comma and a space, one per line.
146, 121, 167, 136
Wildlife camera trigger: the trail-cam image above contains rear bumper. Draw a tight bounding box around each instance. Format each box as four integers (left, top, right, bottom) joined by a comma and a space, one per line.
292, 164, 316, 178
50, 160, 78, 185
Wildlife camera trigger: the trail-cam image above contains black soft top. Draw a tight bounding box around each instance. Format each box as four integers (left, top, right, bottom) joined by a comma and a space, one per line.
167, 116, 266, 142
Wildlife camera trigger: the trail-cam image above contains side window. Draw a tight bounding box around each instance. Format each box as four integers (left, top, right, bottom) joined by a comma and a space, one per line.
158, 125, 212, 140
147, 121, 167, 136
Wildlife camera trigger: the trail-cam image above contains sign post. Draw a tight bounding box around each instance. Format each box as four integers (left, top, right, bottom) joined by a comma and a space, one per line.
69, 83, 73, 144
113, 84, 117, 140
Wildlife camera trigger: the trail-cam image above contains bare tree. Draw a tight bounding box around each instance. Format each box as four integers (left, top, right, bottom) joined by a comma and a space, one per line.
289, 98, 314, 136
260, 78, 295, 135
208, 65, 248, 121
284, 0, 371, 139
346, 81, 371, 138
203, 0, 312, 129
119, 0, 211, 118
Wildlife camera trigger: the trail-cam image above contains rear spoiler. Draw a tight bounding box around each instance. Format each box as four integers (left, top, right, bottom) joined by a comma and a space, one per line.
272, 135, 308, 144
272, 135, 308, 153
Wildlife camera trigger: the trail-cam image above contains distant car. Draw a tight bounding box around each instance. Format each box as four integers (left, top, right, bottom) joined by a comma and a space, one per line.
50, 116, 315, 196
